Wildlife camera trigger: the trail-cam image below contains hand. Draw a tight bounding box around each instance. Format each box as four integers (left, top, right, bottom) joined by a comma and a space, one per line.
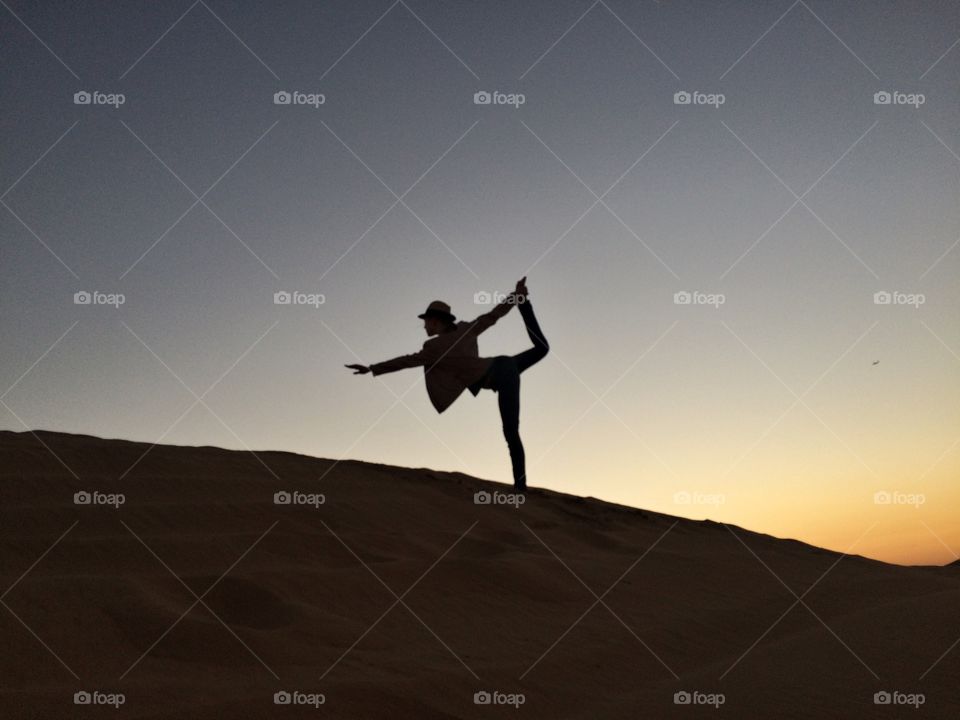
514, 276, 528, 301
345, 364, 370, 375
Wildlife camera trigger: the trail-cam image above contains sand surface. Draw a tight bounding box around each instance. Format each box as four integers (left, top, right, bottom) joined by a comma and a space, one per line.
1, 430, 957, 718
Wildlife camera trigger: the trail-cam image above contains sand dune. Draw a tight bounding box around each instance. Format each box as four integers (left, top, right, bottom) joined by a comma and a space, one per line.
1, 430, 957, 718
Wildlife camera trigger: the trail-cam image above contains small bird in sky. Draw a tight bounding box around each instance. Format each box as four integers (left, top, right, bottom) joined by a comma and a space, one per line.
872, 360, 880, 366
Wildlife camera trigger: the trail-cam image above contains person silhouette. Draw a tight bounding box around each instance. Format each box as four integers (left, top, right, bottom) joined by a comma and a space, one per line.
346, 277, 549, 492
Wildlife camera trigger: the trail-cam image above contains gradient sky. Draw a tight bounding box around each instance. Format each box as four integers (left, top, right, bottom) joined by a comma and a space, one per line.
1, 0, 958, 566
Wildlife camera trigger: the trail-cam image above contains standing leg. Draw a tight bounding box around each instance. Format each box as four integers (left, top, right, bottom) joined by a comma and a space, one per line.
490, 357, 526, 491
511, 300, 549, 375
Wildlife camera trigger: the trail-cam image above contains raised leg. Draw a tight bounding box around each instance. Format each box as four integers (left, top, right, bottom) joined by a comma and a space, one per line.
511, 300, 549, 375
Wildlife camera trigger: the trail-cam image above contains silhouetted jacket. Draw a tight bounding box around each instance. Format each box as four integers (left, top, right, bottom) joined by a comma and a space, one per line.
369, 296, 517, 413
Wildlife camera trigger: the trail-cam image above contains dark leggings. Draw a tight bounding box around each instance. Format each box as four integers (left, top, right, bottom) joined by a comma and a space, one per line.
484, 301, 549, 490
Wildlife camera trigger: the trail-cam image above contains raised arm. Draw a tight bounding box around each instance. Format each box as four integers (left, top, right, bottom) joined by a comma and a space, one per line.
466, 277, 527, 336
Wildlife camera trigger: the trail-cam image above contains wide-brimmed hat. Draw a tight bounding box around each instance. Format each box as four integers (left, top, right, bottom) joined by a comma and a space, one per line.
417, 300, 456, 324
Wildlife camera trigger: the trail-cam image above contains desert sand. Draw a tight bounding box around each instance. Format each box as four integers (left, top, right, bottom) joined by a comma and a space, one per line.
1, 429, 957, 718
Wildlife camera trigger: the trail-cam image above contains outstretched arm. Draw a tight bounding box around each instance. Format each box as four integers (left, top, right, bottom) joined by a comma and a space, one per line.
354, 350, 426, 376
467, 277, 527, 336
